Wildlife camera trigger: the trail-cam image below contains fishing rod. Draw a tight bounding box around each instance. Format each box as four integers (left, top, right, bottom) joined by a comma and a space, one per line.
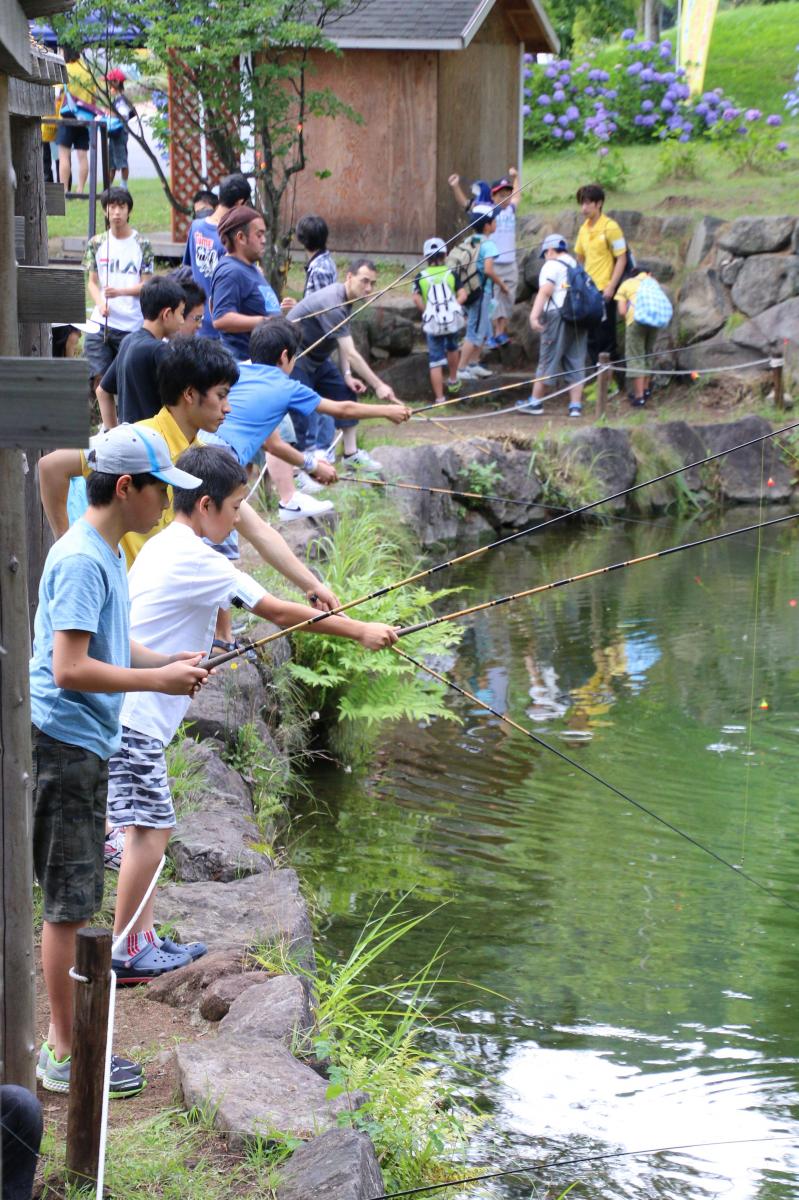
367, 1134, 795, 1200
296, 174, 541, 362
393, 644, 799, 915
202, 418, 799, 670
337, 473, 653, 527
396, 512, 799, 639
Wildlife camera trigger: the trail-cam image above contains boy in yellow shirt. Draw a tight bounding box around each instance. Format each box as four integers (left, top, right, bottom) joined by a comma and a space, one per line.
574, 184, 627, 373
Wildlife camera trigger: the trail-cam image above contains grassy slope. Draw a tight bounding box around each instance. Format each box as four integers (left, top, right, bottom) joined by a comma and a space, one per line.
698, 1, 798, 111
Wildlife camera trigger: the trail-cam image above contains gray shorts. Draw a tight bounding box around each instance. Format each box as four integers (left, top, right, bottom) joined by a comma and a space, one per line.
493, 260, 518, 320
107, 726, 175, 829
537, 307, 587, 387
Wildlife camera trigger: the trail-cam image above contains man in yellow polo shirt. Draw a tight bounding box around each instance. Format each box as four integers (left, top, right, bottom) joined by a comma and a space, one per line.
574, 183, 628, 378
38, 337, 340, 610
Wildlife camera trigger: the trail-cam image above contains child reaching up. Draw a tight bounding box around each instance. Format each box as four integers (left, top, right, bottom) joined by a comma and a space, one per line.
109, 444, 399, 983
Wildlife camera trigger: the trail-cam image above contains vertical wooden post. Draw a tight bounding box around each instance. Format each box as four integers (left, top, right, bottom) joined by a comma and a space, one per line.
65, 930, 112, 1190
771, 357, 784, 412
0, 72, 36, 1094
596, 351, 611, 419
11, 113, 53, 625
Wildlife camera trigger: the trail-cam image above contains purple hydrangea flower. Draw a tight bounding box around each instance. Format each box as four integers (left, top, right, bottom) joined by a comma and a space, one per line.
543, 112, 556, 124
553, 89, 566, 102
524, 87, 532, 97
566, 104, 580, 119
679, 133, 690, 142
558, 113, 570, 126
767, 114, 783, 126
640, 67, 655, 82
524, 67, 533, 79
722, 108, 738, 121
585, 85, 596, 95
522, 104, 531, 116
694, 102, 708, 116
552, 126, 563, 138
745, 108, 761, 122
537, 93, 551, 105
564, 129, 576, 141
627, 61, 643, 76
659, 42, 672, 59
588, 67, 602, 80
605, 88, 617, 99
545, 65, 558, 78
598, 145, 609, 156
777, 141, 788, 151
641, 114, 656, 126
622, 27, 636, 39
661, 97, 674, 111
676, 66, 686, 76
524, 52, 533, 63
641, 99, 654, 111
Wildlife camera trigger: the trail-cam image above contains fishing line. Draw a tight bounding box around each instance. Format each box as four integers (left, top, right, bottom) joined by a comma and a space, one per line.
295, 175, 542, 362
365, 1135, 796, 1200
204, 419, 799, 669
395, 512, 799, 639
393, 645, 799, 915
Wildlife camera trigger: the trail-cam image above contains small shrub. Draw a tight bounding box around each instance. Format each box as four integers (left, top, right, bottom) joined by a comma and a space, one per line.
456, 459, 502, 496
656, 137, 701, 181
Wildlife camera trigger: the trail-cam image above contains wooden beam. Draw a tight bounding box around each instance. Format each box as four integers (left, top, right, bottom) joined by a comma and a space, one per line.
0, 2, 33, 79
8, 76, 53, 118
16, 264, 86, 324
20, 0, 75, 15
45, 180, 66, 216
0, 359, 89, 448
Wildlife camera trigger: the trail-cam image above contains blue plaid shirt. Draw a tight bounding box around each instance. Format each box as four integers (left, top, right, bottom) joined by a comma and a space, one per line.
304, 250, 337, 295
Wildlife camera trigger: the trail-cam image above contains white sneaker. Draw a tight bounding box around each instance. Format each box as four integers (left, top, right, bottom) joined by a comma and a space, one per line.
342, 449, 383, 475
278, 492, 335, 522
469, 363, 493, 379
295, 469, 325, 495
458, 367, 476, 381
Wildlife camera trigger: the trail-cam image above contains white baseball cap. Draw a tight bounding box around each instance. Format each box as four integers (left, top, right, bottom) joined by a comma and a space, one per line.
423, 237, 447, 257
85, 424, 203, 489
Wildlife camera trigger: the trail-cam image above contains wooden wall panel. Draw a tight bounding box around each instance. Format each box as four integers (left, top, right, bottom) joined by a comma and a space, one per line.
289, 50, 438, 257
436, 6, 520, 242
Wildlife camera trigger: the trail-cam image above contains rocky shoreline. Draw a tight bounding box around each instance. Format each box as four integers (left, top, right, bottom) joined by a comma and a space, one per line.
151, 412, 790, 1196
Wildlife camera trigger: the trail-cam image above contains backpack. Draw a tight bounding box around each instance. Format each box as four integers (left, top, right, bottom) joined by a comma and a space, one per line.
446, 237, 483, 308
560, 259, 605, 327
633, 275, 673, 328
420, 272, 465, 337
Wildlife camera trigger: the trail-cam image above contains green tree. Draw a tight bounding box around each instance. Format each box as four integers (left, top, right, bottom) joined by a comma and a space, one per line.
54, 1, 364, 289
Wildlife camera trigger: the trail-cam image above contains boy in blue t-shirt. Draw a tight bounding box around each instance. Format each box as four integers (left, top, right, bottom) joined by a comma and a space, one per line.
210, 206, 283, 360
182, 172, 252, 338
210, 318, 411, 520
457, 205, 510, 382
30, 425, 207, 1097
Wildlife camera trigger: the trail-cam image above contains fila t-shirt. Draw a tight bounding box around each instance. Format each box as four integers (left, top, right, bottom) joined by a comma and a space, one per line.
183, 217, 225, 338
84, 229, 154, 332
119, 521, 267, 745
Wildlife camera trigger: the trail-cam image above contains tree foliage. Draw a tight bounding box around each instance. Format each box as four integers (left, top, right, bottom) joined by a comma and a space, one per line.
53, 1, 365, 288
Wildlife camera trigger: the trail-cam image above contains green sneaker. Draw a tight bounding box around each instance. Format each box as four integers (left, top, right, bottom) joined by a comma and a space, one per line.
41, 1046, 145, 1098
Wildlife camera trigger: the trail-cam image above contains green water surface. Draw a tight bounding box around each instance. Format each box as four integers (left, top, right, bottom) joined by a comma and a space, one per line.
293, 511, 799, 1199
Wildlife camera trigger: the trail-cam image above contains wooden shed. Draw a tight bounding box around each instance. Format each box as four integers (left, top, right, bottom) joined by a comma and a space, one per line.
291, 0, 558, 255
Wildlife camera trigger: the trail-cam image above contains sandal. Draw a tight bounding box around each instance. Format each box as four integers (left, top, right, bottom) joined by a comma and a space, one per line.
160, 936, 208, 962
112, 941, 192, 985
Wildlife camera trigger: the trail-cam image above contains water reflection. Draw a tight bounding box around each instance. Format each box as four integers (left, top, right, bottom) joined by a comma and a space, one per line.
294, 513, 799, 1199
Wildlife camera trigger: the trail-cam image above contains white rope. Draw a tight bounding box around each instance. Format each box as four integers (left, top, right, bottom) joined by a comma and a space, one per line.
413, 368, 604, 422
95, 853, 167, 1200
620, 357, 772, 377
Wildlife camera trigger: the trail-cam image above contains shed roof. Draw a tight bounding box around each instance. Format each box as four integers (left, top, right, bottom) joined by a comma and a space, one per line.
326, 0, 558, 52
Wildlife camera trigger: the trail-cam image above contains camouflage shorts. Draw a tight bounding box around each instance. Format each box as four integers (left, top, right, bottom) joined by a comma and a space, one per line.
32, 726, 108, 923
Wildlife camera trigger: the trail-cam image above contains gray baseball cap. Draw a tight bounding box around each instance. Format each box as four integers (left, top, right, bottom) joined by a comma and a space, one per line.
85, 424, 203, 489
540, 234, 568, 257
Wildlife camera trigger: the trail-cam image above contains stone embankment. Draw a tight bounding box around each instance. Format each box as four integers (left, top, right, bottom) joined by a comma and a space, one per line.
351, 210, 798, 399
154, 412, 789, 1192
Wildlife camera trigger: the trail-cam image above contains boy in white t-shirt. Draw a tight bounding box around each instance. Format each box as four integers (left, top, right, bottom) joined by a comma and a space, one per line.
83, 186, 154, 385
519, 234, 586, 419
109, 444, 399, 983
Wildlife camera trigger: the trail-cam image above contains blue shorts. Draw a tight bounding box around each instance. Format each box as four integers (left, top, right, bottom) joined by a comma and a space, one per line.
277, 414, 296, 443
291, 356, 357, 450
466, 292, 492, 346
108, 131, 129, 170
425, 331, 461, 369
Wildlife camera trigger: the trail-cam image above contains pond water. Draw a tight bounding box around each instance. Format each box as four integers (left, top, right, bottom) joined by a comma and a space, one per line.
293, 510, 799, 1200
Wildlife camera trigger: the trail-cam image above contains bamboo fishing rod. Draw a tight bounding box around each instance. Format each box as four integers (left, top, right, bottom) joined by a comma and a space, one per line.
397, 511, 799, 639
202, 419, 799, 670
295, 174, 541, 362
392, 645, 799, 915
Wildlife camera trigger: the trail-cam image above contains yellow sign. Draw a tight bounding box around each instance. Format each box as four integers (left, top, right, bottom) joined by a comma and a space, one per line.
678, 0, 720, 95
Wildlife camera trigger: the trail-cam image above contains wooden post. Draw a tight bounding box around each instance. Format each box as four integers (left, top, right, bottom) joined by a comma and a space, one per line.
771, 357, 784, 412
65, 930, 113, 1190
0, 72, 36, 1094
11, 113, 53, 625
596, 351, 611, 419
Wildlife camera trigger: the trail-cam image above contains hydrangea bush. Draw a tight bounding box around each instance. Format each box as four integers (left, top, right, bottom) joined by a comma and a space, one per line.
785, 44, 799, 117
523, 32, 789, 164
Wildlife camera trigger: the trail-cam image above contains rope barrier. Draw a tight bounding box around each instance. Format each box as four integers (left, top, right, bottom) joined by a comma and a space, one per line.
413, 369, 604, 423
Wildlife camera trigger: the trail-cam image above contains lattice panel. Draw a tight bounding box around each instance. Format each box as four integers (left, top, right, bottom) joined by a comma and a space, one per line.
168, 71, 232, 241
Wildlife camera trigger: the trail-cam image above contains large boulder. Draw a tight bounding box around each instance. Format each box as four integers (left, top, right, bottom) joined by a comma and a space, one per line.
676, 337, 764, 374
219, 974, 313, 1046
730, 254, 799, 317
434, 442, 545, 531
717, 216, 795, 257
172, 739, 253, 816
719, 256, 744, 287
275, 1129, 384, 1200
169, 809, 272, 883
185, 660, 266, 743
694, 416, 792, 503
157, 869, 314, 962
685, 216, 724, 270
677, 268, 731, 344
507, 301, 539, 362
378, 353, 433, 400
562, 427, 638, 511
369, 442, 493, 545
176, 1036, 365, 1148
636, 255, 674, 282
199, 970, 277, 1021
147, 946, 251, 1008
631, 421, 709, 507
660, 214, 695, 241
352, 303, 417, 359
730, 296, 799, 358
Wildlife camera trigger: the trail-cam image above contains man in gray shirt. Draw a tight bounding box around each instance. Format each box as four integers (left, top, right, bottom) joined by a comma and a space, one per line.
289, 258, 403, 473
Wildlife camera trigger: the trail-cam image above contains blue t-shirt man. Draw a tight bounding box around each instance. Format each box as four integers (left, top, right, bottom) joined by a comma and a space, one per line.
182, 216, 225, 338
209, 256, 280, 360
212, 362, 320, 466
30, 518, 130, 760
